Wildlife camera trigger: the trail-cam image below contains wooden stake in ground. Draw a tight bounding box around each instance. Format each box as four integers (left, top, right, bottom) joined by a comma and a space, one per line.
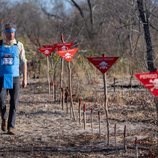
60, 35, 65, 110
78, 98, 82, 124
61, 87, 64, 110
98, 111, 101, 136
83, 104, 86, 129
135, 137, 139, 158
123, 125, 127, 152
60, 58, 64, 110
68, 62, 76, 120
103, 73, 110, 146
113, 77, 116, 92
91, 107, 93, 133
114, 123, 117, 149
65, 87, 69, 114
46, 56, 51, 95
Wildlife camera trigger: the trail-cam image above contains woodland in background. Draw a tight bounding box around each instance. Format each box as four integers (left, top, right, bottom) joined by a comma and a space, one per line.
0, 1, 158, 157
1, 0, 158, 84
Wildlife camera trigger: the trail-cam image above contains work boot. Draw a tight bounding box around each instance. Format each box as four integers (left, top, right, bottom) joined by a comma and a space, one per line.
1, 119, 6, 132
7, 128, 15, 135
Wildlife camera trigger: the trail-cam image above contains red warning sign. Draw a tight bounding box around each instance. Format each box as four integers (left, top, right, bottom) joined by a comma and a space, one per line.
135, 71, 158, 96
57, 48, 78, 62
38, 46, 54, 57
87, 56, 119, 74
54, 42, 73, 51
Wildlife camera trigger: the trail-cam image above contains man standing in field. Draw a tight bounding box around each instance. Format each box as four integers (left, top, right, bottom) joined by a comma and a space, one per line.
0, 22, 27, 135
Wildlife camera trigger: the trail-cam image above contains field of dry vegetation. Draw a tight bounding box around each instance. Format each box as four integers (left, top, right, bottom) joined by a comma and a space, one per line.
0, 0, 158, 157
0, 78, 157, 158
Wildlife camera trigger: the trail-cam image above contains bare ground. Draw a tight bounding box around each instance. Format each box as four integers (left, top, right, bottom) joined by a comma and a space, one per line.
0, 80, 158, 158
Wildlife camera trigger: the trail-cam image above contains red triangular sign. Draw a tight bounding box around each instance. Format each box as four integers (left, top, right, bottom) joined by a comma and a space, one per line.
57, 48, 78, 62
87, 56, 119, 74
43, 45, 56, 51
135, 71, 158, 96
54, 42, 73, 51
38, 46, 54, 57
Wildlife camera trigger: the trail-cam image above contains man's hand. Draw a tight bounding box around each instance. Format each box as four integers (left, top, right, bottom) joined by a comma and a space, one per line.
22, 78, 27, 88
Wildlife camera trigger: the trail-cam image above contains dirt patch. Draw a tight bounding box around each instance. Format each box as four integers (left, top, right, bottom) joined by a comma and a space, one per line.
0, 81, 157, 158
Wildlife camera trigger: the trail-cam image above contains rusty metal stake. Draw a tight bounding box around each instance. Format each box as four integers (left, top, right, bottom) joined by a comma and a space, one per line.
98, 111, 101, 136
114, 123, 117, 149
79, 98, 81, 124
113, 77, 116, 92
91, 107, 93, 133
135, 137, 139, 158
123, 125, 127, 152
65, 87, 69, 114
61, 87, 64, 110
83, 104, 86, 129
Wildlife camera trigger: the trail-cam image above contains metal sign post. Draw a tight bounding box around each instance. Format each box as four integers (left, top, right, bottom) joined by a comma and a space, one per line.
56, 35, 78, 120
38, 46, 54, 94
87, 54, 119, 146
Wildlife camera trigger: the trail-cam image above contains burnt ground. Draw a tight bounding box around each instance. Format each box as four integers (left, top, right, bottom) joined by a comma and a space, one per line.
0, 80, 158, 158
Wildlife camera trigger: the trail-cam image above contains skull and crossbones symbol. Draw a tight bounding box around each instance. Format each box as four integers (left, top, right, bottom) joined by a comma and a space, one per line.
149, 79, 158, 91
99, 61, 108, 69
64, 52, 72, 59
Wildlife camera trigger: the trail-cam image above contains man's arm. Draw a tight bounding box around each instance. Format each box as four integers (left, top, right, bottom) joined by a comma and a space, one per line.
18, 41, 27, 87
22, 61, 27, 88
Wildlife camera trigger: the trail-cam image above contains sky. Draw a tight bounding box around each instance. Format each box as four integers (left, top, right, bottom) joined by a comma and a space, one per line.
7, 0, 73, 11
7, 0, 56, 4
7, 0, 22, 3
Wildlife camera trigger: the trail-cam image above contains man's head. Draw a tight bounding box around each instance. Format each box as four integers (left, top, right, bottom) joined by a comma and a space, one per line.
4, 23, 16, 41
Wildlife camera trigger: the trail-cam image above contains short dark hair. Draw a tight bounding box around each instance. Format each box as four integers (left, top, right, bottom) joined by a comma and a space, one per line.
4, 22, 16, 30
3, 22, 16, 33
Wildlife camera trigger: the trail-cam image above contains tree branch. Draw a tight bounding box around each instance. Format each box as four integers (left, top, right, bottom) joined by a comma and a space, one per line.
40, 6, 63, 21
87, 0, 93, 26
150, 22, 158, 32
70, 0, 84, 19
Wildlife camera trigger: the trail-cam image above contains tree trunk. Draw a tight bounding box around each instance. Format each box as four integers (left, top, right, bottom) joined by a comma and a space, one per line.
137, 0, 156, 72
137, 0, 158, 125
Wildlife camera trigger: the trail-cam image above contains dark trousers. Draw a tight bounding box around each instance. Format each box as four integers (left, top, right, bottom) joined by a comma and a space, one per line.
0, 77, 20, 129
